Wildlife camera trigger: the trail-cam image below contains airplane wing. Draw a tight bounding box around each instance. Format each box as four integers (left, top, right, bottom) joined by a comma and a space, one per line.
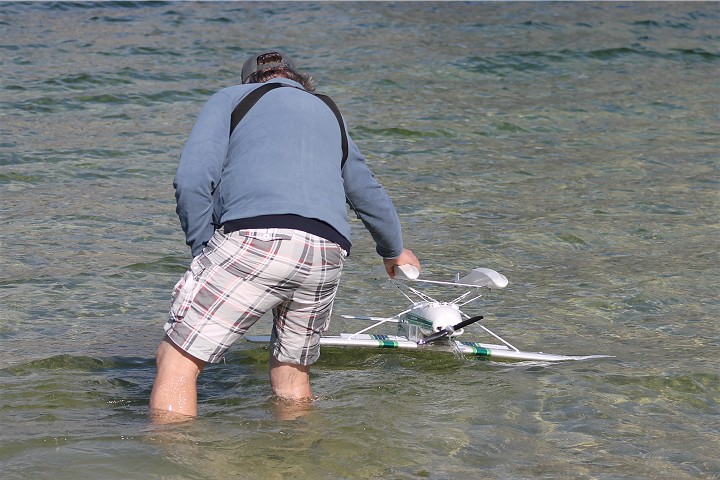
245, 335, 610, 362
456, 268, 508, 289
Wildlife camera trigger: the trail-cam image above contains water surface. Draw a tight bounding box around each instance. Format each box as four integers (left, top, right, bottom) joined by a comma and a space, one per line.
1, 2, 718, 479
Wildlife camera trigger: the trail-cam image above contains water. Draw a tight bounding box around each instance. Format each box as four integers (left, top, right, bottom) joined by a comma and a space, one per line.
1, 2, 718, 478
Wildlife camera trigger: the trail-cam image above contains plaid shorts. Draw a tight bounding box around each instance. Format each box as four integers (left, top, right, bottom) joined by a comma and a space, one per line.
164, 228, 347, 365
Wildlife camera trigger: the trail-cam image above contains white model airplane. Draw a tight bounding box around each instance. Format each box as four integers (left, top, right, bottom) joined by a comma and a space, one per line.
246, 266, 611, 362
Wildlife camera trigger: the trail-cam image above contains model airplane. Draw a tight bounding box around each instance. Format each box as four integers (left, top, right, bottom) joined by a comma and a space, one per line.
246, 266, 611, 362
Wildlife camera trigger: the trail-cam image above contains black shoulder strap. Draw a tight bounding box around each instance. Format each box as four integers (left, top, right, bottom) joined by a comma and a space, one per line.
229, 83, 285, 138
229, 84, 349, 169
313, 94, 349, 169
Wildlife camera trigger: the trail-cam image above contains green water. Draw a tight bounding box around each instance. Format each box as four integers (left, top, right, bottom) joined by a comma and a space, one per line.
1, 2, 718, 479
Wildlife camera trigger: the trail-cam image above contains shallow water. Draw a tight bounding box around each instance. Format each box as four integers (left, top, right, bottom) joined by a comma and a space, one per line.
1, 2, 718, 479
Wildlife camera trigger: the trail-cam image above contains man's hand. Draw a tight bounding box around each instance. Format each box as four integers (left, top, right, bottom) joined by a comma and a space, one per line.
383, 249, 421, 279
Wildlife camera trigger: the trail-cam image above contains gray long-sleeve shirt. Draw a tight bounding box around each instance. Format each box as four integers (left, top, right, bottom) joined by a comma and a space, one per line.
174, 78, 404, 258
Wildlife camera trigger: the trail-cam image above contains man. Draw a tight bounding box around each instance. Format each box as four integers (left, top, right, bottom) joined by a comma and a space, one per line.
149, 51, 420, 417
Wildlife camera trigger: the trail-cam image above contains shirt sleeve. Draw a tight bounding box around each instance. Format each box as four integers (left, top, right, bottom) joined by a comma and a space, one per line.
342, 136, 404, 259
173, 91, 232, 257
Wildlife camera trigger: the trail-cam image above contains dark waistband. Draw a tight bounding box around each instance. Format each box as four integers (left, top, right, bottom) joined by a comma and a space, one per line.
222, 214, 351, 252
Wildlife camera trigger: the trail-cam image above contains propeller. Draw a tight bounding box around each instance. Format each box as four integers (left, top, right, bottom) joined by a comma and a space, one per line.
416, 315, 484, 345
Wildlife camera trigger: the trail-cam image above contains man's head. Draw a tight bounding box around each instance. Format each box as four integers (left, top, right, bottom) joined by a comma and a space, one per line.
241, 50, 315, 91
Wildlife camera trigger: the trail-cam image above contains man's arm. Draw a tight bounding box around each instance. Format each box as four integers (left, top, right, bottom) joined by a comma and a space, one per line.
342, 136, 420, 276
342, 137, 403, 257
174, 91, 233, 257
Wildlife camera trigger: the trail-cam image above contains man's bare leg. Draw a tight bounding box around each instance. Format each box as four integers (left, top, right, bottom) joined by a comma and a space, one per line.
269, 357, 313, 400
149, 337, 206, 418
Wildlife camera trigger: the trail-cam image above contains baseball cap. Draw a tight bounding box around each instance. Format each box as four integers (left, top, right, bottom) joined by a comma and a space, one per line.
241, 51, 296, 83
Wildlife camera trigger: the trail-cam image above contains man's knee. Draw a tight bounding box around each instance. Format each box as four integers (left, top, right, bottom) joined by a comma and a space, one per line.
156, 337, 206, 376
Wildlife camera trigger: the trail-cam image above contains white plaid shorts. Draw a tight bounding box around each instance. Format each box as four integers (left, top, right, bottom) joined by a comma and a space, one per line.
164, 228, 347, 365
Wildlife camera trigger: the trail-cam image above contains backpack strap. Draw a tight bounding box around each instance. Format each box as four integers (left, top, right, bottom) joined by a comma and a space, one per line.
229, 83, 349, 169
229, 82, 285, 138
313, 93, 349, 169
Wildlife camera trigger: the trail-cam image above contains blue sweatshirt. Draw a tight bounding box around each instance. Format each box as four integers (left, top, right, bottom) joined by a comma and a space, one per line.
174, 78, 404, 258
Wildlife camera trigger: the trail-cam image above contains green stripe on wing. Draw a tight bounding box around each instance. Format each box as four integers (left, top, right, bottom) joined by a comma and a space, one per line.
369, 334, 400, 348
459, 341, 492, 357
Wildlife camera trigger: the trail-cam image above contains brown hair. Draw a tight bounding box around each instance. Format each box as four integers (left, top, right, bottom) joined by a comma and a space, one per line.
243, 53, 316, 92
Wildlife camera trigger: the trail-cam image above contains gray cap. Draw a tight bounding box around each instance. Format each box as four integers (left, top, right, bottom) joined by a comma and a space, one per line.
241, 50, 296, 83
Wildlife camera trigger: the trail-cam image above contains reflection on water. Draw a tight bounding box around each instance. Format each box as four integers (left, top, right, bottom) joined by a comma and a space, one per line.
1, 1, 718, 479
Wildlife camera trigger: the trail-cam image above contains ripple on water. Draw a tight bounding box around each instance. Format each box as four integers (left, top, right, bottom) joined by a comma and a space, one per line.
1, 1, 719, 479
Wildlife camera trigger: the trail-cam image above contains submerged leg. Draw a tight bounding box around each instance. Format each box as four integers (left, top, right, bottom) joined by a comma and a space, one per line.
269, 356, 312, 400
149, 337, 206, 418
